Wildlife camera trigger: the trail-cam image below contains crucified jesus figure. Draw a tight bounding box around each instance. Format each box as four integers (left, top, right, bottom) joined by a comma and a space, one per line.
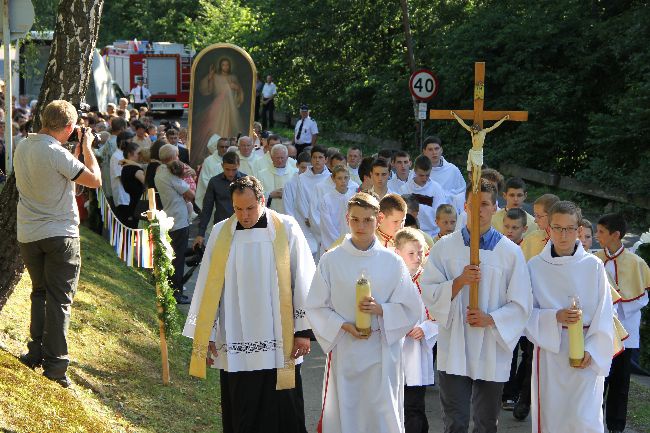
451, 111, 510, 192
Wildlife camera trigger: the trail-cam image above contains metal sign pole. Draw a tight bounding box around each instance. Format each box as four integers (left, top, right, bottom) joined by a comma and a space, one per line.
3, 0, 12, 175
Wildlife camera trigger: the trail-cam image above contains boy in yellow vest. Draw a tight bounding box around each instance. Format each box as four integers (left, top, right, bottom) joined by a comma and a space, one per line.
520, 193, 559, 261
491, 177, 538, 236
595, 213, 650, 433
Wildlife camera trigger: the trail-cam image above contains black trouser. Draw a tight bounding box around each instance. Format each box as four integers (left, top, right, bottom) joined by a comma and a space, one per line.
604, 348, 632, 431
261, 99, 275, 129
438, 371, 504, 433
220, 366, 307, 433
19, 236, 81, 379
502, 336, 533, 403
405, 385, 428, 433
168, 226, 189, 296
295, 142, 311, 155
133, 102, 147, 110
254, 95, 261, 120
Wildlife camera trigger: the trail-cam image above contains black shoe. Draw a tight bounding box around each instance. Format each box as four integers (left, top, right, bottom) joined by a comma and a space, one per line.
44, 374, 71, 388
513, 401, 530, 421
501, 399, 516, 411
174, 295, 190, 305
18, 353, 41, 370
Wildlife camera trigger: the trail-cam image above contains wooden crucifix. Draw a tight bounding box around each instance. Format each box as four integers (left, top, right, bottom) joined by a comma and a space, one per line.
429, 62, 528, 308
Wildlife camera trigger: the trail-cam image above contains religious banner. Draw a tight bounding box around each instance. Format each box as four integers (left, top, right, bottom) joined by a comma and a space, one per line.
187, 43, 257, 167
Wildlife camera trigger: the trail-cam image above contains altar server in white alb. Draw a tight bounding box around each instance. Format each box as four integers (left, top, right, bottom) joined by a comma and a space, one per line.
183, 176, 316, 433
319, 166, 357, 251
394, 227, 438, 433
400, 155, 449, 237
306, 192, 422, 433
296, 146, 331, 256
420, 179, 532, 433
525, 201, 614, 433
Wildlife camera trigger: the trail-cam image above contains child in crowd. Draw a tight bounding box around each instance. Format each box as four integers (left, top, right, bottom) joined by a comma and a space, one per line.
394, 227, 438, 433
526, 201, 614, 433
167, 159, 197, 220
320, 166, 357, 251
375, 194, 408, 249
502, 207, 528, 245
491, 177, 538, 236
520, 193, 560, 261
432, 204, 457, 244
595, 213, 650, 433
579, 218, 594, 250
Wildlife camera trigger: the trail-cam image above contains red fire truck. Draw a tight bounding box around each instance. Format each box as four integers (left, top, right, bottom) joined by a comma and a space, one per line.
104, 40, 194, 115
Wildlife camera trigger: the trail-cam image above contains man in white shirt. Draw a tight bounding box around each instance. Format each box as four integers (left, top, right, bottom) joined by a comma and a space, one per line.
261, 75, 277, 130
347, 146, 362, 185
129, 77, 152, 110
422, 136, 466, 200
387, 150, 412, 193
236, 136, 260, 177
257, 144, 298, 214
292, 104, 318, 154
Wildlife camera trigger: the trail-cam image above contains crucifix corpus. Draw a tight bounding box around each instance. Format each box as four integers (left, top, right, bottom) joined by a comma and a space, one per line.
429, 62, 528, 308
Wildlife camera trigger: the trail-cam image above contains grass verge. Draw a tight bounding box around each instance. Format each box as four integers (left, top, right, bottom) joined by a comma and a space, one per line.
628, 378, 650, 432
0, 226, 221, 433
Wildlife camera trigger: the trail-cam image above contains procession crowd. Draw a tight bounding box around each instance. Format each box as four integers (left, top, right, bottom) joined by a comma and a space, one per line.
9, 93, 650, 433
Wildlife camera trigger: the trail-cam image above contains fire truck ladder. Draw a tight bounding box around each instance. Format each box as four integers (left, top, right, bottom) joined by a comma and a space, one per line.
180, 55, 191, 93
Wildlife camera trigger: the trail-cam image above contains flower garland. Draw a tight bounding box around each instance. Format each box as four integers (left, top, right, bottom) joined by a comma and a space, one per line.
146, 212, 181, 338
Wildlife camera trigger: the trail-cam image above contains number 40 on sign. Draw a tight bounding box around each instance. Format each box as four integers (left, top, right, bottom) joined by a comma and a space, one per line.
409, 69, 439, 101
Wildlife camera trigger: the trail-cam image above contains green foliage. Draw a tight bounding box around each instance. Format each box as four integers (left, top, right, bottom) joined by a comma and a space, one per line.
88, 0, 650, 196
147, 218, 181, 339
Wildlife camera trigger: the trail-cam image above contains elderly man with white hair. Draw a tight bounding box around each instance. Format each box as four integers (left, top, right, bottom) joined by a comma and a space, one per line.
236, 135, 260, 177
257, 144, 298, 215
154, 144, 195, 304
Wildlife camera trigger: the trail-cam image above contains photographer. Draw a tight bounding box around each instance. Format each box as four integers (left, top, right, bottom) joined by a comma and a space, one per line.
13, 100, 101, 388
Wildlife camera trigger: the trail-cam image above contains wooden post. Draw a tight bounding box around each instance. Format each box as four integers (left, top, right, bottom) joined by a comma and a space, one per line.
147, 188, 170, 385
428, 62, 528, 308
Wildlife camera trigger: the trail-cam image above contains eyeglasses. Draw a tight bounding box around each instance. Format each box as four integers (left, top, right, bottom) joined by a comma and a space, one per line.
550, 226, 578, 234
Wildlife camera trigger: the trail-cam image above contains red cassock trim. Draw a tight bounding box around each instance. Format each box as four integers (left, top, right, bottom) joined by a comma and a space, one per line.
536, 346, 542, 433
317, 351, 333, 433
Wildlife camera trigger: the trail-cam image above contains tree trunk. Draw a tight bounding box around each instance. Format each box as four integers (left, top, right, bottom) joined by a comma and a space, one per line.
0, 0, 104, 312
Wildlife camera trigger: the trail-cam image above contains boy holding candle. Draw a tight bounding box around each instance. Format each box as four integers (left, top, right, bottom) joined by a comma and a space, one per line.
306, 192, 422, 433
525, 201, 614, 433
394, 227, 438, 433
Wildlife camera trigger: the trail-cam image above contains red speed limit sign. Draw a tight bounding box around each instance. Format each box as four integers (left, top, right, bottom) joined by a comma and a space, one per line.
409, 69, 439, 101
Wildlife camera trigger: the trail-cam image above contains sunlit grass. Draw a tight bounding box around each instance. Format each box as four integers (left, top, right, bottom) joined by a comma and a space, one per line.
0, 226, 222, 433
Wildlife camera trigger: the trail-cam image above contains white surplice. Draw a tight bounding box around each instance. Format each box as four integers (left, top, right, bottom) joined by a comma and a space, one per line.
319, 188, 356, 251
236, 151, 260, 178
525, 241, 614, 433
420, 229, 532, 381
404, 273, 438, 386
182, 209, 315, 372
252, 151, 297, 176
429, 156, 466, 198
296, 167, 331, 249
257, 165, 298, 215
306, 237, 423, 433
400, 178, 449, 236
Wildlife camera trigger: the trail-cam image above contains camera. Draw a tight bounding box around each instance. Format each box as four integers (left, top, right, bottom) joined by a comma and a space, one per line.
67, 125, 101, 149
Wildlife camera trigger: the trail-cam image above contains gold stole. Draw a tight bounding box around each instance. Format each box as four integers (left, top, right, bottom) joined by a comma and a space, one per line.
189, 212, 296, 390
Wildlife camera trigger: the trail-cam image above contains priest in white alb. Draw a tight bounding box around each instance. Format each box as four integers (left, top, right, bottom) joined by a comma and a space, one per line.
420, 179, 532, 433
257, 144, 298, 214
525, 201, 614, 433
236, 136, 260, 177
306, 192, 422, 433
183, 176, 316, 433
